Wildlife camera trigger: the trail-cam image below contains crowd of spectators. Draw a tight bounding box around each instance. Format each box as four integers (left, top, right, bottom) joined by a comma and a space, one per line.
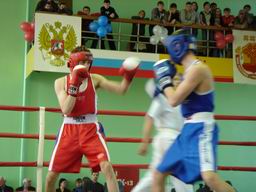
0, 171, 123, 192
0, 177, 36, 192
34, 0, 256, 54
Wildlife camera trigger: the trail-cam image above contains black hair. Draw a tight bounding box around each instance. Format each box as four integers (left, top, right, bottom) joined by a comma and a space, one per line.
83, 6, 90, 11
157, 1, 164, 6
58, 178, 67, 187
224, 8, 231, 12
243, 4, 251, 9
203, 2, 210, 7
170, 3, 177, 8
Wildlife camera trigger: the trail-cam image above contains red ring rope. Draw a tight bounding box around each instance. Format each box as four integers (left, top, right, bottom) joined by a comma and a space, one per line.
0, 105, 256, 121
0, 162, 255, 172
0, 133, 255, 146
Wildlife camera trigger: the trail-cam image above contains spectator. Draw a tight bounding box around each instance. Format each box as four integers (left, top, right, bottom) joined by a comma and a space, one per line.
211, 8, 223, 27
166, 3, 180, 34
82, 177, 93, 192
199, 1, 214, 56
210, 2, 217, 16
0, 177, 13, 192
56, 178, 71, 192
191, 1, 200, 36
77, 6, 98, 48
35, 0, 58, 12
234, 9, 248, 29
129, 10, 149, 52
149, 1, 168, 36
192, 1, 198, 12
58, 2, 73, 15
73, 178, 83, 192
243, 4, 254, 27
222, 8, 235, 27
16, 178, 35, 192
149, 1, 168, 53
180, 1, 198, 25
91, 172, 104, 192
100, 0, 118, 50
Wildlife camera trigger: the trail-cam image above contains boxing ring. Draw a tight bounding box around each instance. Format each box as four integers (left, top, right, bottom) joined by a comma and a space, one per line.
0, 105, 256, 192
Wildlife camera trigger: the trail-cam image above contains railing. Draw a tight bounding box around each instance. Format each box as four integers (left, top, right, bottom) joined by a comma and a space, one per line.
77, 15, 255, 57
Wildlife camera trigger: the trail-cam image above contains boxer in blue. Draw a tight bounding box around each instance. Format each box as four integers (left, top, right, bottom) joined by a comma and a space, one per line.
152, 30, 235, 192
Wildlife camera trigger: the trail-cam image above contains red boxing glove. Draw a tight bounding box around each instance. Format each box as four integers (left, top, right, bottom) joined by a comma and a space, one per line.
68, 65, 89, 97
119, 57, 140, 82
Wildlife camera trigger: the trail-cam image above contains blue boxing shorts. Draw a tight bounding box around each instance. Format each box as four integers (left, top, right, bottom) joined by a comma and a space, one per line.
157, 112, 219, 184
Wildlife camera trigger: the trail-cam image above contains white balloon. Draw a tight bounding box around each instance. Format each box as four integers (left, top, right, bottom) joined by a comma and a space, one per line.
160, 34, 168, 42
161, 27, 168, 36
153, 25, 162, 36
150, 35, 160, 45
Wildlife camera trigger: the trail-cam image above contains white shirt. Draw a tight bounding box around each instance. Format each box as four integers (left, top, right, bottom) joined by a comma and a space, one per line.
147, 94, 184, 131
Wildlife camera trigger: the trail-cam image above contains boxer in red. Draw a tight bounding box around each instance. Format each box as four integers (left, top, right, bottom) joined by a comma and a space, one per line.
45, 46, 140, 192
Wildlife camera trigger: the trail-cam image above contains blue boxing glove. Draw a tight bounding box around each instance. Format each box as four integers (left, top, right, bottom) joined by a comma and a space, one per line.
153, 59, 177, 91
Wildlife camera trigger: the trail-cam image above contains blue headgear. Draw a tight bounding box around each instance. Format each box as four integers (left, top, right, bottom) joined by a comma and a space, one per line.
163, 32, 196, 64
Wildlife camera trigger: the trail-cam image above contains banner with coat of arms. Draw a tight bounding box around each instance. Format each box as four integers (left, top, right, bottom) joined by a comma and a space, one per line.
34, 13, 81, 73
233, 29, 256, 84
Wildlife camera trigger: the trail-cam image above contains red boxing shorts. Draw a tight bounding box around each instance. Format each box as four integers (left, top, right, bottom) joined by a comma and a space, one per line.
49, 114, 110, 173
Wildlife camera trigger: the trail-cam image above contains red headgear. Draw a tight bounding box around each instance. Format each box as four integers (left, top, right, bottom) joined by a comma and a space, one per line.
67, 51, 93, 71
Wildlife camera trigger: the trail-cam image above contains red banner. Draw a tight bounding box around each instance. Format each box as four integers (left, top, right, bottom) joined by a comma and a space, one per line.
115, 167, 140, 192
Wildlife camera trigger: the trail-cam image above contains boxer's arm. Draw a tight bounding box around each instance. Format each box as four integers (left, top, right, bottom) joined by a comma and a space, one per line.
54, 77, 76, 115
92, 74, 130, 95
164, 65, 204, 107
138, 114, 154, 156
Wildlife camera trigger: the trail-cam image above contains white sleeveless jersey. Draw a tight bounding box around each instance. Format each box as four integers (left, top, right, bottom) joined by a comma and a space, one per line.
147, 94, 184, 131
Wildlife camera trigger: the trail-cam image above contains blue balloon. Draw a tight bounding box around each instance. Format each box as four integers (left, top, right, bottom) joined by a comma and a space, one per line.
97, 16, 108, 27
106, 24, 112, 33
89, 21, 99, 32
97, 27, 107, 37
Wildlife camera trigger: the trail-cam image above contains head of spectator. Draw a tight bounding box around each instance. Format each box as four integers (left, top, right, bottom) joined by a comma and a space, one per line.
138, 10, 146, 19
91, 172, 99, 183
23, 178, 32, 189
203, 1, 211, 13
169, 3, 178, 14
43, 2, 54, 12
223, 8, 231, 17
210, 2, 217, 12
83, 6, 91, 15
185, 1, 192, 12
215, 8, 222, 18
103, 0, 111, 9
238, 9, 247, 21
58, 2, 73, 15
191, 1, 198, 12
157, 1, 165, 12
75, 178, 83, 188
59, 178, 68, 190
243, 4, 251, 13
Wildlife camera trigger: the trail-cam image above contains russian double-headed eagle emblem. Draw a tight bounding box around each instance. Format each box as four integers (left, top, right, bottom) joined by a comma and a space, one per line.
38, 21, 77, 66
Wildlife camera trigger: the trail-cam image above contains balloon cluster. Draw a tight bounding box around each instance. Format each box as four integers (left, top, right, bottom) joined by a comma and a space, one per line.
150, 25, 168, 45
89, 16, 112, 38
20, 22, 35, 43
214, 31, 234, 49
